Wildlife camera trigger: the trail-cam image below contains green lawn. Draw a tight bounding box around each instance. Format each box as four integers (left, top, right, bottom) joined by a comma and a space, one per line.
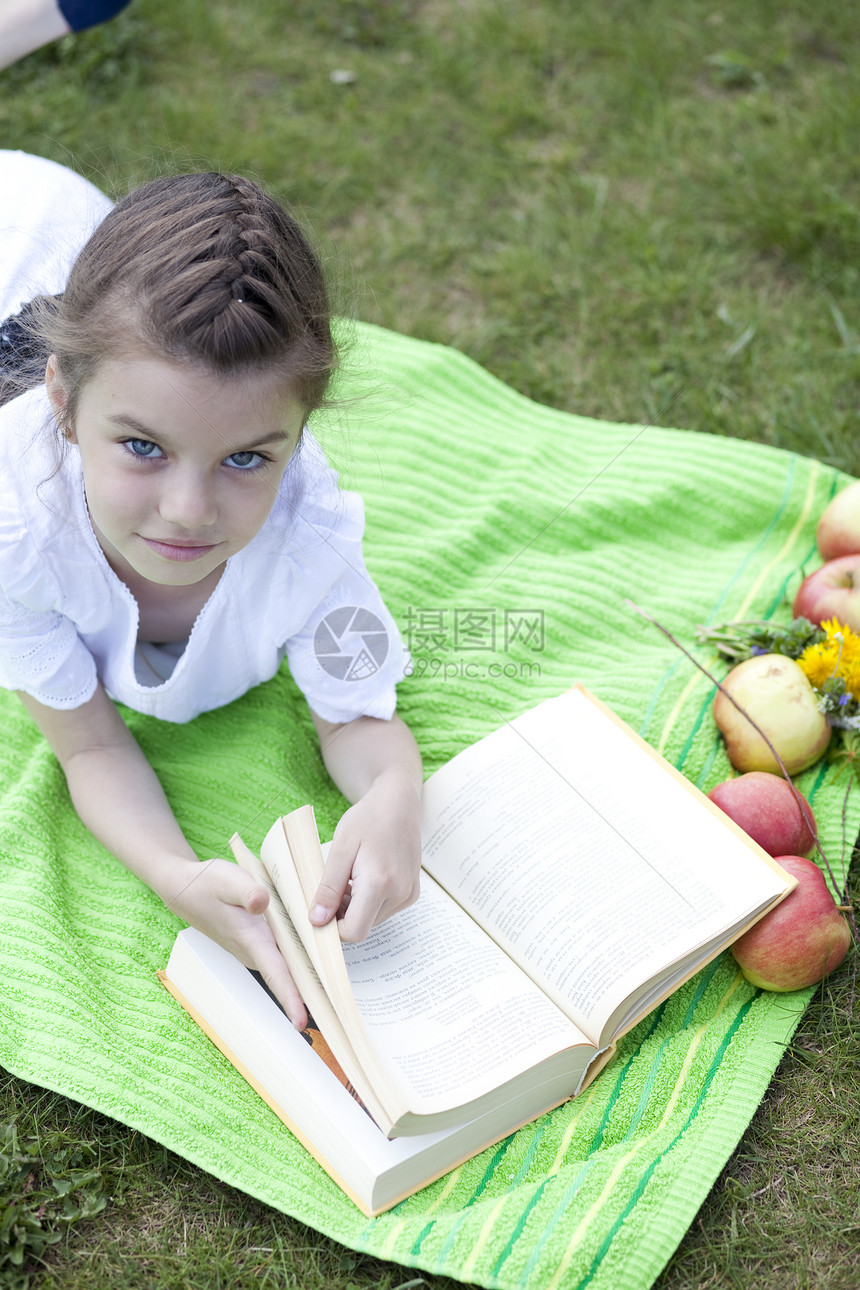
1, 1, 858, 1287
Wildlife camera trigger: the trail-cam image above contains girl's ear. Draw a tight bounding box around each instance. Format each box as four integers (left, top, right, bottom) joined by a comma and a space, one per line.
45, 355, 75, 441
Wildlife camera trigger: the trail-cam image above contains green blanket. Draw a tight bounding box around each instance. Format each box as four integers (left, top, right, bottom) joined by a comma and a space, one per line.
1, 323, 855, 1290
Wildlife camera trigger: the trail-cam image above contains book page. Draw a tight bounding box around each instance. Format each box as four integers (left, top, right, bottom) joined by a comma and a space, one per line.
230, 832, 395, 1131
421, 689, 790, 1043
236, 814, 591, 1129
341, 873, 592, 1116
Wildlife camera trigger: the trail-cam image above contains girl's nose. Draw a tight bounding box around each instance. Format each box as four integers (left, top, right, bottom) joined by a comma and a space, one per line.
158, 472, 218, 530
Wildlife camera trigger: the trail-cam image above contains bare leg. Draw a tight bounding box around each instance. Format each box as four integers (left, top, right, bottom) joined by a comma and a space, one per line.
0, 0, 71, 70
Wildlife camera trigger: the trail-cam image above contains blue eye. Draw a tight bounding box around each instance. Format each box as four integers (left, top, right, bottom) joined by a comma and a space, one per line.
125, 439, 164, 459
225, 451, 265, 470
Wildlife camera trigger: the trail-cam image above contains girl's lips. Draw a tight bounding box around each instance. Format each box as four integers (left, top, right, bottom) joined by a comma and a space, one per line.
141, 536, 219, 562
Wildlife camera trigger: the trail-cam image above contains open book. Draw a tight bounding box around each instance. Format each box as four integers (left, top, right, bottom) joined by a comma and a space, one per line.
161, 686, 795, 1214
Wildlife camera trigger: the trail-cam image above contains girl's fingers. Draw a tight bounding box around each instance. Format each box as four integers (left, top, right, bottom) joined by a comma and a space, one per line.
198, 860, 307, 1027
253, 938, 308, 1030
336, 882, 384, 943
203, 860, 270, 915
309, 845, 354, 926
240, 881, 269, 916
337, 880, 417, 943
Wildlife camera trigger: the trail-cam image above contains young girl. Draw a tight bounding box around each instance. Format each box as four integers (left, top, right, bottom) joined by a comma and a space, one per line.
0, 151, 423, 1029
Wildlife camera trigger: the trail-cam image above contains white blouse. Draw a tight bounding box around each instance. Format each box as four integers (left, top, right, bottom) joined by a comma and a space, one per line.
0, 388, 409, 723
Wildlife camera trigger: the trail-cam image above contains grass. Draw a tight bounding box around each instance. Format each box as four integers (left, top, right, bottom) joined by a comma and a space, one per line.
1, 0, 859, 1286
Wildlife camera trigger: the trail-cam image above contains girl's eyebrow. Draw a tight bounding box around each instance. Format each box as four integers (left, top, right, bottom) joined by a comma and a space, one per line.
106, 412, 292, 451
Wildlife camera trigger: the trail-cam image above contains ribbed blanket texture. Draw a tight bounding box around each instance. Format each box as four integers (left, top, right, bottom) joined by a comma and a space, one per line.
1, 322, 855, 1290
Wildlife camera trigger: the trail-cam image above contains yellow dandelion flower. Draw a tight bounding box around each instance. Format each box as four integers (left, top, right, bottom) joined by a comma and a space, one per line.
798, 618, 860, 698
841, 666, 860, 699
798, 640, 841, 690
820, 616, 860, 654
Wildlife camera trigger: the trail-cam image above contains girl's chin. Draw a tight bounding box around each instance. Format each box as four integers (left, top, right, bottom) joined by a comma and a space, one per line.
136, 555, 227, 588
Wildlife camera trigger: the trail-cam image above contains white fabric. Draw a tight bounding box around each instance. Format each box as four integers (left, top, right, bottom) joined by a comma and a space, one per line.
0, 152, 409, 724
0, 150, 112, 319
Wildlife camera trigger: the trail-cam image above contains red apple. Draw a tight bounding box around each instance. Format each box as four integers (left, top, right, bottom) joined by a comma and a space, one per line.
731, 856, 852, 991
817, 479, 860, 559
793, 554, 860, 631
708, 772, 817, 857
713, 654, 830, 775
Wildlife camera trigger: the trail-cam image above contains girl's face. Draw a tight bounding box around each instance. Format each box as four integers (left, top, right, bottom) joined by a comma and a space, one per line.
47, 353, 305, 590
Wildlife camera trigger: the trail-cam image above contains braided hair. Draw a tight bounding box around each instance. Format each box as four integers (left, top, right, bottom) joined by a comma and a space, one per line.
17, 171, 335, 426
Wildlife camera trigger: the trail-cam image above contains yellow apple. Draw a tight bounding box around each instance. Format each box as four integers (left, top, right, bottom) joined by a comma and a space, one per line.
713, 654, 830, 775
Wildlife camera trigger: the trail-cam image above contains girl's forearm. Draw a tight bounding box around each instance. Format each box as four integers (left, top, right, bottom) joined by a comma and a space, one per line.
18, 686, 200, 900
62, 739, 200, 899
311, 712, 423, 805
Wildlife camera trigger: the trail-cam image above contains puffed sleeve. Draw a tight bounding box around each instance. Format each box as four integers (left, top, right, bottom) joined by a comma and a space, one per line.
0, 587, 98, 708
279, 439, 411, 724
0, 395, 99, 709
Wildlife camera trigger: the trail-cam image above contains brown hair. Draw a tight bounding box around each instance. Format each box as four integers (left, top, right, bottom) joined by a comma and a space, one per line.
12, 171, 335, 424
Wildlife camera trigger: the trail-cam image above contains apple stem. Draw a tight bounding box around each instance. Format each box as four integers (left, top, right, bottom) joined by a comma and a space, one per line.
626, 599, 857, 943
839, 773, 853, 903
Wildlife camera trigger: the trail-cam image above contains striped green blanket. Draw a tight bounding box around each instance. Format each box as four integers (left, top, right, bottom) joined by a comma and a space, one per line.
1, 323, 855, 1290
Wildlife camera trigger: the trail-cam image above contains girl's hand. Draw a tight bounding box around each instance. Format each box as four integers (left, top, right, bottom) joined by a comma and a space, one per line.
309, 768, 422, 942
164, 857, 308, 1029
